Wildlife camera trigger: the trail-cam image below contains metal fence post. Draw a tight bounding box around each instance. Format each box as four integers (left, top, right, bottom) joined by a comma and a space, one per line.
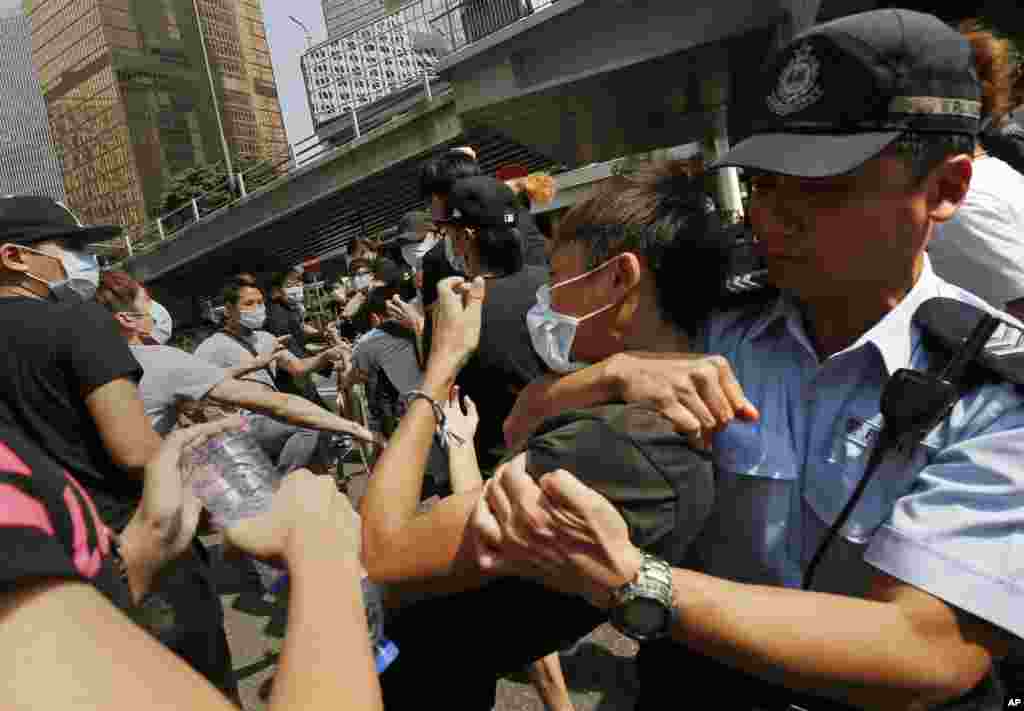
423, 70, 432, 100
191, 197, 200, 221
124, 231, 134, 257
238, 172, 247, 197
350, 103, 361, 138
156, 217, 165, 240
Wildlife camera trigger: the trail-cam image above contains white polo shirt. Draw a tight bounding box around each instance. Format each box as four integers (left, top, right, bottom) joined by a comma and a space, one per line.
928, 155, 1024, 309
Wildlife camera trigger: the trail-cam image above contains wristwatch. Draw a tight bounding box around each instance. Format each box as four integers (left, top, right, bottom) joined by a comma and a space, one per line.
608, 553, 676, 641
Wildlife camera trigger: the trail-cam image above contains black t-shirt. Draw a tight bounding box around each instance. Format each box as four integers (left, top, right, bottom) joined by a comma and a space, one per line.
0, 297, 143, 528
455, 266, 548, 470
0, 425, 128, 607
265, 300, 306, 358
517, 209, 549, 268
420, 239, 461, 309
420, 216, 547, 309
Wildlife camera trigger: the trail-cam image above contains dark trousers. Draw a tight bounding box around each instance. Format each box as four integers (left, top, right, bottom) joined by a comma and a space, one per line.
379, 578, 604, 710
135, 539, 239, 702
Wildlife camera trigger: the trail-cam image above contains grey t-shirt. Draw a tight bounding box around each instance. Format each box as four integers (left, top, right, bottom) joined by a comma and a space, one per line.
353, 327, 422, 396
194, 330, 279, 391
129, 345, 229, 435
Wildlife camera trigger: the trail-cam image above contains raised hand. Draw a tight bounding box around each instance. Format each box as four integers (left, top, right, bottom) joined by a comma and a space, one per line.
119, 416, 246, 599
224, 468, 362, 567
428, 276, 485, 379
467, 455, 642, 607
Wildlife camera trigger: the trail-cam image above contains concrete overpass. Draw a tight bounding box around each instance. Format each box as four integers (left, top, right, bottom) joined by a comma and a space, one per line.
127, 0, 888, 326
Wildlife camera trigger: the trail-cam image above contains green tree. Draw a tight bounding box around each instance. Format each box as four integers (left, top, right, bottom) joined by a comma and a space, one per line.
153, 156, 286, 220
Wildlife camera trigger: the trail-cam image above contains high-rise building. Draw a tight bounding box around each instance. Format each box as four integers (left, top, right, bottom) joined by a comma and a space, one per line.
0, 7, 65, 202
25, 0, 287, 229
304, 0, 451, 130
322, 0, 392, 42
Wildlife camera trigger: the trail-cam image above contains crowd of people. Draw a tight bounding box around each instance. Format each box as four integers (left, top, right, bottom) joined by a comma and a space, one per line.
0, 8, 1022, 711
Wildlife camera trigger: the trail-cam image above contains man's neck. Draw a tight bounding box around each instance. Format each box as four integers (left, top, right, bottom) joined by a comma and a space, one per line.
223, 321, 247, 339
624, 317, 690, 355
799, 261, 923, 360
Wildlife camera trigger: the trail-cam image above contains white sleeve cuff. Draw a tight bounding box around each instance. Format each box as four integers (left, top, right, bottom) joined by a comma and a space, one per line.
865, 525, 1024, 640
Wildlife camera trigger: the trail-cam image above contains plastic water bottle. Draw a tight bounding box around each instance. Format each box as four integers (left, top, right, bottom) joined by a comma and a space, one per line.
184, 424, 399, 672
183, 425, 287, 593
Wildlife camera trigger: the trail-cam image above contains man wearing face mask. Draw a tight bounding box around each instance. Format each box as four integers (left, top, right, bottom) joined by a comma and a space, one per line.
266, 267, 331, 407
194, 277, 351, 474
0, 196, 162, 529
147, 296, 174, 345
0, 199, 245, 697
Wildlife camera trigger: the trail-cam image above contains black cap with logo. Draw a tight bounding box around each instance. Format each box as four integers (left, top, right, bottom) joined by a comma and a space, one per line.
0, 196, 121, 247
714, 9, 981, 177
438, 176, 520, 229
393, 211, 436, 244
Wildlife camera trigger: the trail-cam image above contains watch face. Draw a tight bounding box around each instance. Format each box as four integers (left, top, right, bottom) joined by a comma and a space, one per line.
621, 598, 669, 637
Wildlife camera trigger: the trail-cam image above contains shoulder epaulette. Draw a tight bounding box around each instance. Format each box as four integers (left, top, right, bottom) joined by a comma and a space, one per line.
914, 297, 1024, 387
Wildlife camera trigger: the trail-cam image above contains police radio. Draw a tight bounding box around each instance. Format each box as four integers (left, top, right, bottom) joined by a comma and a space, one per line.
803, 299, 1010, 591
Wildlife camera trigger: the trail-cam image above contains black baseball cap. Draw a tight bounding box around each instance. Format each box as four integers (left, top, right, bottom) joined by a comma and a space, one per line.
0, 196, 121, 246
394, 211, 436, 244
714, 9, 981, 178
438, 176, 520, 229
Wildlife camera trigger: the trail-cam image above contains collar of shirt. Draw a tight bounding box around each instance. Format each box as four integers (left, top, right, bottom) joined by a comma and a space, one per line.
745, 256, 944, 376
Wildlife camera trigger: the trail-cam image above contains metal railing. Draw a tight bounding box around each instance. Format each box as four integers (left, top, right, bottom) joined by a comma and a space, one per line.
303, 0, 554, 129
95, 0, 558, 266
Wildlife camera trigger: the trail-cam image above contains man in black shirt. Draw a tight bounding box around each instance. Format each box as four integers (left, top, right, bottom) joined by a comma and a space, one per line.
266, 268, 331, 407
0, 196, 238, 699
436, 176, 548, 471
0, 196, 159, 529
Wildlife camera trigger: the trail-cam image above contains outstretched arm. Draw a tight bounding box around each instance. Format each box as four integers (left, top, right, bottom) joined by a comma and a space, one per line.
227, 335, 290, 379
360, 277, 489, 589
207, 378, 382, 445
469, 468, 1011, 711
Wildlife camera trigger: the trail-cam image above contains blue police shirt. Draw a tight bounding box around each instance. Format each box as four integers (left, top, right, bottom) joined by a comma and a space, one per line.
697, 257, 1024, 640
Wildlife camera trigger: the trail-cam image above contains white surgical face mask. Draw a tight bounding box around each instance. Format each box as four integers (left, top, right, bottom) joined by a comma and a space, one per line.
285, 286, 304, 305
353, 273, 371, 290
238, 305, 266, 331
20, 244, 100, 302
401, 235, 438, 271
525, 259, 618, 374
150, 300, 173, 344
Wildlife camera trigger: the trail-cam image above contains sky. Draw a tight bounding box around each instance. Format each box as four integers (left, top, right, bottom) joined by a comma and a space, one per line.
262, 0, 328, 148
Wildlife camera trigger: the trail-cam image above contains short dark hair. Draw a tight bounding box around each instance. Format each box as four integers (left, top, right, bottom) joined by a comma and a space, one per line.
471, 225, 524, 276
269, 271, 291, 291
221, 277, 262, 307
232, 272, 258, 287
349, 257, 373, 275
373, 257, 404, 286
364, 284, 400, 317
353, 285, 398, 332
555, 161, 732, 334
419, 149, 481, 199
888, 132, 976, 184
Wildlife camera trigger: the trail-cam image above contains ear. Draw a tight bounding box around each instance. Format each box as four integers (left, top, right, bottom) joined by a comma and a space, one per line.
113, 312, 133, 330
610, 252, 643, 293
926, 154, 972, 224
0, 244, 30, 273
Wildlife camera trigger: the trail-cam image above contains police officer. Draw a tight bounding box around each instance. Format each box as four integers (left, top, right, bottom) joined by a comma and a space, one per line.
469, 10, 1023, 710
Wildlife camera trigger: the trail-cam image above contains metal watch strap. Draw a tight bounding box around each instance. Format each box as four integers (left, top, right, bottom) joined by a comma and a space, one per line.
609, 552, 675, 641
